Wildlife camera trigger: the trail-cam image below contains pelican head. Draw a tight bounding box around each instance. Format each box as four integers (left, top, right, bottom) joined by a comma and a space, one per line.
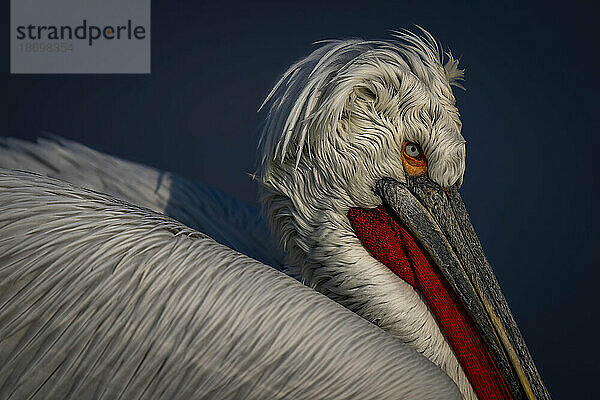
256, 30, 550, 400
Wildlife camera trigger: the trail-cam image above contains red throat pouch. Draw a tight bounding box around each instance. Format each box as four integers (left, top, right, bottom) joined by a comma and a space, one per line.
348, 205, 512, 400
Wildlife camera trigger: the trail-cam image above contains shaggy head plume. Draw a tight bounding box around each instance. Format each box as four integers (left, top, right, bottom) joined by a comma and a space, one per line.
257, 29, 466, 269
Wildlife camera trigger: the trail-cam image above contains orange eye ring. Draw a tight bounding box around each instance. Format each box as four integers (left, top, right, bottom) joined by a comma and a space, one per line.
401, 141, 427, 177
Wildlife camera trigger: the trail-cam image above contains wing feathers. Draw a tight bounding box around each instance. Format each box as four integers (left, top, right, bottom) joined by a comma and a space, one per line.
0, 136, 283, 269
0, 169, 459, 399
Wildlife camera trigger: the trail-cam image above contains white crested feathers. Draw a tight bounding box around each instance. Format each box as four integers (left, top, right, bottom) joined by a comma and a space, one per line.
256, 30, 468, 267
257, 29, 466, 189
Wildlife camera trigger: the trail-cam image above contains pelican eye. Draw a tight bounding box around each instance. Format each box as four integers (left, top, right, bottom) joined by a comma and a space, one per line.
401, 141, 427, 176
405, 143, 421, 158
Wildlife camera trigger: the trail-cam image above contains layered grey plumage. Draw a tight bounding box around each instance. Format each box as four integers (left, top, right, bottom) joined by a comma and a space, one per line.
0, 169, 460, 400
0, 136, 283, 269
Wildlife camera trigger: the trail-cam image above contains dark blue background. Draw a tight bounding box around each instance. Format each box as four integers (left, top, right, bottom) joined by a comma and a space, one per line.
3, 1, 598, 398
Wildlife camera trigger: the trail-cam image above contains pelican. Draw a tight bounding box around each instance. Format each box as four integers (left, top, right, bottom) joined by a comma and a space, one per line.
0, 30, 550, 399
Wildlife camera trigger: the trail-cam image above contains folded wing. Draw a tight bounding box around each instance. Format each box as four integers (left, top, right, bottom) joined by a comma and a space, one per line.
0, 170, 459, 400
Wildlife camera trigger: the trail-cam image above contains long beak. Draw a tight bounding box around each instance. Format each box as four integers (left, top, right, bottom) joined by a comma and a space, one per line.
375, 177, 550, 400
